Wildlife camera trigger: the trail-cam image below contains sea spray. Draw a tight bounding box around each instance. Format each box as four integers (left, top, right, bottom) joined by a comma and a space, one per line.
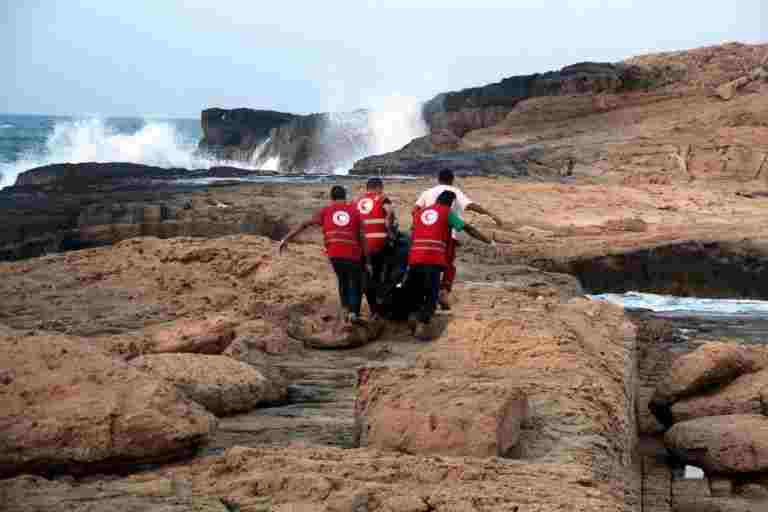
0, 116, 266, 187
367, 94, 427, 156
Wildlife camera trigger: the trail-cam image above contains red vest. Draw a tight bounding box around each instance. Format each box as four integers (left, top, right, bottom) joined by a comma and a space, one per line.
409, 204, 451, 267
321, 203, 362, 261
356, 192, 388, 254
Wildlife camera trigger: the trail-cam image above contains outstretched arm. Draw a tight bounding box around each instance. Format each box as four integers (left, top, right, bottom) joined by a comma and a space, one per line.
466, 203, 503, 227
464, 223, 495, 245
278, 219, 317, 254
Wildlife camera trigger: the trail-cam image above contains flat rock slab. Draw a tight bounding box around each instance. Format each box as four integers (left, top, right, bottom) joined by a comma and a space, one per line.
355, 366, 528, 458
665, 414, 768, 473
651, 343, 768, 426
132, 353, 280, 416
0, 330, 216, 477
0, 475, 231, 512
147, 316, 237, 355
671, 367, 768, 423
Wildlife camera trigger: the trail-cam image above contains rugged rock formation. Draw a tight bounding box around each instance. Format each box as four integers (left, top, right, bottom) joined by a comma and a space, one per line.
146, 316, 237, 355
0, 328, 216, 477
198, 107, 379, 173
199, 108, 296, 161
353, 42, 768, 178
355, 367, 529, 457
649, 343, 768, 426
422, 61, 655, 136
253, 110, 373, 173
0, 475, 234, 512
131, 353, 283, 416
0, 167, 295, 261
666, 414, 768, 473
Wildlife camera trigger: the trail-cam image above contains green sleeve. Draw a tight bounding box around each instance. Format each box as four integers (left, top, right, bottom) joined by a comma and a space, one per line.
447, 211, 466, 232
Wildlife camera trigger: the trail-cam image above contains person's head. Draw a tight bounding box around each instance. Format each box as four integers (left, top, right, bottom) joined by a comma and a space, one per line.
436, 190, 456, 207
438, 169, 454, 186
366, 177, 383, 192
330, 185, 347, 201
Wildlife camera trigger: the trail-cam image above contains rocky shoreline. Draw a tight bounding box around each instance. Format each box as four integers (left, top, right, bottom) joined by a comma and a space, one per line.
3, 174, 768, 510
2, 41, 768, 511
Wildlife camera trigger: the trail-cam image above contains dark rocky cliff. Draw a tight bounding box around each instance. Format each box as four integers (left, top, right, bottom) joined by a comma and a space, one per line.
199, 108, 296, 161
421, 62, 658, 137
198, 108, 374, 174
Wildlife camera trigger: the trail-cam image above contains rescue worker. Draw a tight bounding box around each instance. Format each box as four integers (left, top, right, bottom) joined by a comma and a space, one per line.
409, 190, 495, 340
279, 185, 370, 325
414, 169, 503, 310
355, 177, 395, 318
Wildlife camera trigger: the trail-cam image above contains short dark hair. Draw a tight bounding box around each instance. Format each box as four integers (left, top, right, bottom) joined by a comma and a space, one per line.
366, 177, 383, 190
436, 190, 456, 206
330, 185, 347, 200
438, 169, 454, 185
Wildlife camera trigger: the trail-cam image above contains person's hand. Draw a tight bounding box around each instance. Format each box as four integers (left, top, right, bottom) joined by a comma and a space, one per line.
277, 239, 287, 255
493, 215, 504, 228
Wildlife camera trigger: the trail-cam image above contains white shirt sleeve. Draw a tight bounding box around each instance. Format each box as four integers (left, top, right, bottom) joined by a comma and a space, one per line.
455, 189, 472, 210
415, 190, 428, 207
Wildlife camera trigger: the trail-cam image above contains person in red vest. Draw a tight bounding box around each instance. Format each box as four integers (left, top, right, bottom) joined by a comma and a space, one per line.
355, 177, 395, 318
279, 185, 370, 326
409, 190, 495, 339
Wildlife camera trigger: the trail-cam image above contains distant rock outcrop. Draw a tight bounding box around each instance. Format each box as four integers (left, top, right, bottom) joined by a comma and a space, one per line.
199, 108, 296, 161
421, 62, 655, 137
252, 110, 373, 173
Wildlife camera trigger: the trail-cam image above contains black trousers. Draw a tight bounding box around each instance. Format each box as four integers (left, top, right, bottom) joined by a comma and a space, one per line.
329, 258, 364, 316
407, 264, 444, 324
363, 248, 392, 315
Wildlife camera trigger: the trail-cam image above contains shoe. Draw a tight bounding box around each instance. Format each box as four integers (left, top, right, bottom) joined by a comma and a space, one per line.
348, 312, 364, 326
413, 322, 431, 341
438, 290, 453, 310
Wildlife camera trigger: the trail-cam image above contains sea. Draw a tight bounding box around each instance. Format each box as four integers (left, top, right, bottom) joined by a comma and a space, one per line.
0, 113, 262, 188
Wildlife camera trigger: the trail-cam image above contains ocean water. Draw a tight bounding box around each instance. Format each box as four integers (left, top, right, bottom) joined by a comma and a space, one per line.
0, 100, 427, 188
0, 114, 237, 188
592, 291, 768, 318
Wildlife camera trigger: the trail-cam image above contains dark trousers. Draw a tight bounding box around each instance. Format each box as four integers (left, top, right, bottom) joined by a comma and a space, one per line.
330, 258, 364, 316
363, 249, 390, 315
408, 264, 444, 324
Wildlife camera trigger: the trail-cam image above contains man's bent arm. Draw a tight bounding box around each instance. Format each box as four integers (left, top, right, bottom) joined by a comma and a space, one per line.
464, 223, 494, 245
466, 203, 503, 227
279, 219, 318, 252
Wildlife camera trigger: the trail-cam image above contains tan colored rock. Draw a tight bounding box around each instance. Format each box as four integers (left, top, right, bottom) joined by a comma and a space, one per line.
355, 367, 528, 458
671, 368, 768, 423
0, 331, 215, 477
673, 496, 766, 512
716, 67, 768, 100
132, 353, 280, 416
710, 476, 734, 497
665, 415, 768, 473
738, 483, 768, 501
651, 343, 768, 426
149, 316, 237, 354
0, 475, 229, 512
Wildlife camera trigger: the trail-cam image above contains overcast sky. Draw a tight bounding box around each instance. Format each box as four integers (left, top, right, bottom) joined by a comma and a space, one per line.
3, 0, 765, 118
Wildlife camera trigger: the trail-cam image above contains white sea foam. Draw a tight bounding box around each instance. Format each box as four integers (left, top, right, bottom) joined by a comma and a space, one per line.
0, 123, 14, 129
591, 291, 768, 317
0, 116, 261, 188
367, 94, 427, 155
